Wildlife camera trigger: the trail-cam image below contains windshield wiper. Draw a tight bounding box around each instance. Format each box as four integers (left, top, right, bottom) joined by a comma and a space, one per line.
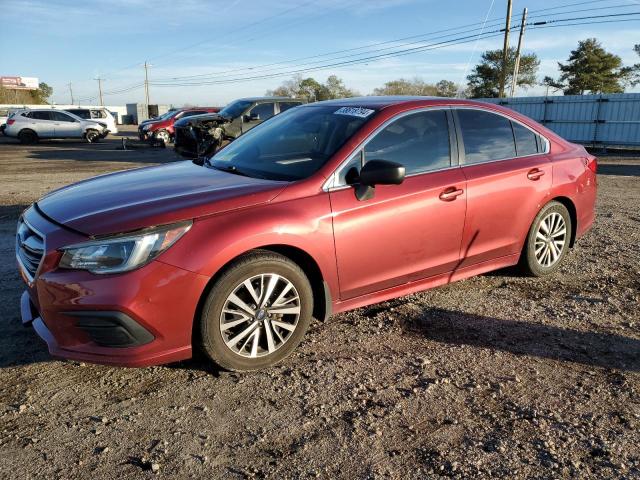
210, 163, 255, 178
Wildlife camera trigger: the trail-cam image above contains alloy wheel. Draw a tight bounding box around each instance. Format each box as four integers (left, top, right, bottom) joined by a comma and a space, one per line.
156, 130, 170, 144
534, 212, 567, 267
219, 273, 301, 359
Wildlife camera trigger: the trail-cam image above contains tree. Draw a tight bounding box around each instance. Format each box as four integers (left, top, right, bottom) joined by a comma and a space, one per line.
466, 48, 539, 98
623, 44, 640, 87
267, 75, 358, 102
435, 80, 459, 97
549, 39, 628, 95
35, 82, 53, 103
372, 77, 464, 97
324, 75, 358, 99
373, 77, 437, 96
0, 82, 53, 104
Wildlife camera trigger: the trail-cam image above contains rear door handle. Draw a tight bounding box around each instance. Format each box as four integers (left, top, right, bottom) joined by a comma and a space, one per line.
527, 168, 545, 181
439, 187, 464, 201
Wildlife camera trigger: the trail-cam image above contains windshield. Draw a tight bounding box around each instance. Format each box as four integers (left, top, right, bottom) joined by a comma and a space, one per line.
209, 105, 375, 181
219, 100, 253, 118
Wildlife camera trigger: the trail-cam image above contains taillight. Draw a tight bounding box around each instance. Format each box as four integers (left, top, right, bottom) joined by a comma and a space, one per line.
586, 156, 597, 174
7, 119, 15, 125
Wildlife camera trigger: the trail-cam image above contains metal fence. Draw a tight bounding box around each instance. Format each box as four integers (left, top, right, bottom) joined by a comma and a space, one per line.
479, 93, 640, 147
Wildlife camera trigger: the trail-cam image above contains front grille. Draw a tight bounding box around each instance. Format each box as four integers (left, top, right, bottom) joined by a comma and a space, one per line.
16, 218, 45, 280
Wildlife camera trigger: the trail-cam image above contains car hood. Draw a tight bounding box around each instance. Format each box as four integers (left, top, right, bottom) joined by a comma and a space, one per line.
37, 161, 287, 236
142, 119, 168, 129
175, 113, 231, 128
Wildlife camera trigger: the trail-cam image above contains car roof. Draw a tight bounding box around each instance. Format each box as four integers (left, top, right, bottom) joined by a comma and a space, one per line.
302, 96, 493, 110
233, 96, 302, 103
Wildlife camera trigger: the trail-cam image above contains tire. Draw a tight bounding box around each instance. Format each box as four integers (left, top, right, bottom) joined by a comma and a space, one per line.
520, 201, 572, 277
154, 129, 170, 145
85, 129, 101, 143
18, 129, 38, 144
199, 250, 313, 371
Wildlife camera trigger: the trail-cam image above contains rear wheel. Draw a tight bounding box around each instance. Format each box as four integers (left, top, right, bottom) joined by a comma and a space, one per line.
85, 129, 101, 143
18, 129, 38, 144
520, 201, 572, 276
199, 251, 313, 371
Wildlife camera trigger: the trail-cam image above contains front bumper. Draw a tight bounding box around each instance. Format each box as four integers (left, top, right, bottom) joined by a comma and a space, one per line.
18, 206, 210, 367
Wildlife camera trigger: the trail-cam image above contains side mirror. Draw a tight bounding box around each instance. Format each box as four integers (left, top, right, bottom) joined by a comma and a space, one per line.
354, 159, 405, 201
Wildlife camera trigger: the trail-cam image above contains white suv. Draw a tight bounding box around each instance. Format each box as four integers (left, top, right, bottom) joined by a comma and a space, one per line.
3, 109, 108, 143
66, 108, 118, 134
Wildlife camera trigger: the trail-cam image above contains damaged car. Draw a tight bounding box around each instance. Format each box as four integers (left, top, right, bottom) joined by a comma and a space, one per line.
173, 97, 303, 159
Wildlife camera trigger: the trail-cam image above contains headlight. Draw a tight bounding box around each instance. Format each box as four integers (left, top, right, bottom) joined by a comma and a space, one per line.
58, 221, 191, 274
143, 124, 152, 131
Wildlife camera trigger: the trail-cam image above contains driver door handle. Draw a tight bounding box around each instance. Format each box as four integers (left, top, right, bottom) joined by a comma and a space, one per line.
527, 168, 545, 181
439, 187, 464, 201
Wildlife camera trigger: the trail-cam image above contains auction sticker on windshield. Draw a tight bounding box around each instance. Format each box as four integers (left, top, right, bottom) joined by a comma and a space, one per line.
334, 107, 375, 118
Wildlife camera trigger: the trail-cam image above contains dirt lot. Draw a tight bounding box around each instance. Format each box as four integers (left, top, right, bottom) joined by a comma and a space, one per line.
0, 126, 638, 479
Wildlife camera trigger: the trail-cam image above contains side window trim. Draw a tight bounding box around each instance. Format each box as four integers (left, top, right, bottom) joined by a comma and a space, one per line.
325, 106, 459, 191
452, 107, 550, 166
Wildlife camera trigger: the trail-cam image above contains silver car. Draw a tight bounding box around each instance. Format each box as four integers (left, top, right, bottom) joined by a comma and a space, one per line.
3, 109, 108, 143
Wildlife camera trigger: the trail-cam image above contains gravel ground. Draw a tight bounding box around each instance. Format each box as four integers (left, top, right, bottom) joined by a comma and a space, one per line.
0, 127, 638, 479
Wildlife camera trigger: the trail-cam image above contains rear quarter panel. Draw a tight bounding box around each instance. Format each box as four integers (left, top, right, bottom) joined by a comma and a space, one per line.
550, 145, 597, 239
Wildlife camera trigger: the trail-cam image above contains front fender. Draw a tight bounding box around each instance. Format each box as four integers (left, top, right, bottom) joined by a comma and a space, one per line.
157, 193, 340, 299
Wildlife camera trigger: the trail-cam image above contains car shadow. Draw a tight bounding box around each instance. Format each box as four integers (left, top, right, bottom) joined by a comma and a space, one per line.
597, 164, 640, 177
401, 306, 640, 372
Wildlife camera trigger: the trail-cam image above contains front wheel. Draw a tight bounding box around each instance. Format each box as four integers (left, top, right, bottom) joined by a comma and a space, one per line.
85, 129, 101, 143
154, 129, 170, 145
520, 201, 572, 277
199, 251, 313, 371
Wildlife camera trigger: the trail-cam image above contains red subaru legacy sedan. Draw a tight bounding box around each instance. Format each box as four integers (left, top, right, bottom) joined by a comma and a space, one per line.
17, 97, 597, 371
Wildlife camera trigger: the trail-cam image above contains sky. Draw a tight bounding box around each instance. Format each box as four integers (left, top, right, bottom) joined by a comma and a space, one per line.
1, 0, 639, 107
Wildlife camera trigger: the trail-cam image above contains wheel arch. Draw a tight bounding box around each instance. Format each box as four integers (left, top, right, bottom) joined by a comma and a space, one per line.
191, 244, 332, 352
550, 196, 578, 247
18, 128, 37, 137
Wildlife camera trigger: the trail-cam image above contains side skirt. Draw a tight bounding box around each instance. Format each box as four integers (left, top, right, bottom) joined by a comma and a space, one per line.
332, 253, 520, 314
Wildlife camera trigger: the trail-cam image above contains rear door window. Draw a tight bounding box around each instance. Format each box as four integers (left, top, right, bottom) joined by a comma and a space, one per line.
456, 109, 516, 163
512, 122, 540, 156
31, 111, 53, 121
90, 110, 107, 119
364, 110, 451, 175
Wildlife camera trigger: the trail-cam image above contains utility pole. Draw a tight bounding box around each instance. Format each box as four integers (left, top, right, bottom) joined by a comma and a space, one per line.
143, 61, 151, 117
67, 82, 74, 105
95, 77, 104, 106
498, 0, 513, 98
510, 8, 528, 98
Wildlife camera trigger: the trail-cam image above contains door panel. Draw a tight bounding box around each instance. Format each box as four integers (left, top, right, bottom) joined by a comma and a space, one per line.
459, 155, 551, 267
51, 112, 82, 137
329, 168, 467, 300
29, 112, 55, 137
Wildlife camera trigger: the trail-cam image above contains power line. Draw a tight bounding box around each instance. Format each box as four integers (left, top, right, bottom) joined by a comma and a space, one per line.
498, 0, 514, 98
151, 4, 638, 84
94, 77, 105, 106
457, 0, 497, 98
64, 2, 639, 101
147, 12, 640, 88
510, 8, 528, 97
